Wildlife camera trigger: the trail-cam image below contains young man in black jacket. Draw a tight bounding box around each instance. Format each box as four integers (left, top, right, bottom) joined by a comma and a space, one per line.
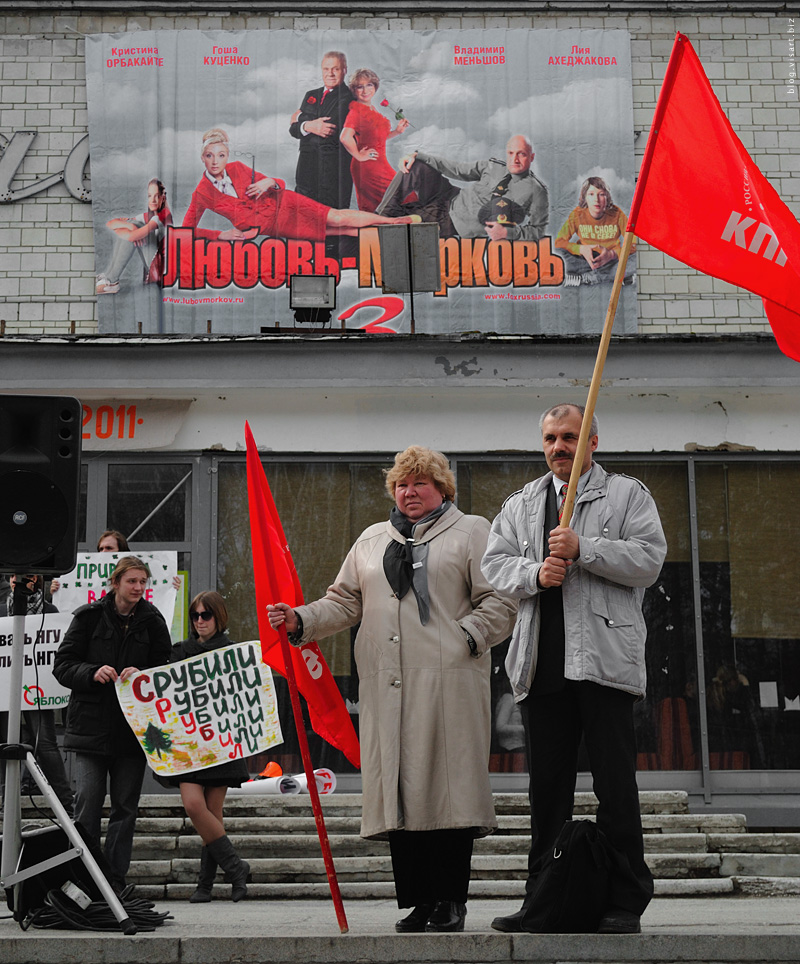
54, 556, 171, 894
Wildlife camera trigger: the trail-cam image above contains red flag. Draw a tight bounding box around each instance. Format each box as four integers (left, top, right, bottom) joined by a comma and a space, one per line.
245, 422, 360, 768
628, 33, 800, 362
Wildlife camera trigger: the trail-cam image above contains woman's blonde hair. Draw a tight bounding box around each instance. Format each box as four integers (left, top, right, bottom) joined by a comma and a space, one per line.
384, 446, 456, 500
349, 68, 380, 95
200, 127, 229, 157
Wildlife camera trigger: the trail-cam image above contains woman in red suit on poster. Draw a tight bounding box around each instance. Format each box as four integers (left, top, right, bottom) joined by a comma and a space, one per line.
340, 69, 409, 213
182, 128, 417, 241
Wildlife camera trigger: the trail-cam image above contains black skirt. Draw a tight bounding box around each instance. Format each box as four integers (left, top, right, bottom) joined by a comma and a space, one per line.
155, 756, 250, 789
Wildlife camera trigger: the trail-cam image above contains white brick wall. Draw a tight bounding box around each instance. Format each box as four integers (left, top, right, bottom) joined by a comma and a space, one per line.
0, 6, 797, 338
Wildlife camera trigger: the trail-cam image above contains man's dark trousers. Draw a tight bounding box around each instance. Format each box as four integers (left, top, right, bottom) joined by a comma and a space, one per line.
520, 679, 653, 914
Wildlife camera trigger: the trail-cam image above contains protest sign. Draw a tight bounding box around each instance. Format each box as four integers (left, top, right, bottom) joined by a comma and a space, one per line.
117, 641, 283, 775
55, 551, 178, 630
0, 614, 72, 712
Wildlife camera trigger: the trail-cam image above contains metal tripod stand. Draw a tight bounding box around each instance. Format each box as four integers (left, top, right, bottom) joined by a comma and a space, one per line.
0, 581, 137, 934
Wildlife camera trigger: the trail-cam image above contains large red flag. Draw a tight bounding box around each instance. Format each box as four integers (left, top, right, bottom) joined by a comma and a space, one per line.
245, 422, 360, 768
628, 33, 800, 362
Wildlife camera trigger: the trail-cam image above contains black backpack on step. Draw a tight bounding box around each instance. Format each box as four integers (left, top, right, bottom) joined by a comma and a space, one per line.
521, 819, 614, 933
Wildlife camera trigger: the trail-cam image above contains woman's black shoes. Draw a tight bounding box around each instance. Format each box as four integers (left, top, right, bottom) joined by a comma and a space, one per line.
424, 900, 467, 932
395, 904, 435, 933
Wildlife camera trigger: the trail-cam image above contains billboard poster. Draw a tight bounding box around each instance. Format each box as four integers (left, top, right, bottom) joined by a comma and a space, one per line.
117, 642, 283, 775
85, 29, 636, 336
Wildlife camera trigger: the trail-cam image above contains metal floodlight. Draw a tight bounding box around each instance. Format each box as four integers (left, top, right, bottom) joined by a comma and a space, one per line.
289, 275, 336, 310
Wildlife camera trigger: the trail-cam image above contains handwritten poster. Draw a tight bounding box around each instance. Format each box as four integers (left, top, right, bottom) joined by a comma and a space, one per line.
117, 641, 283, 774
55, 551, 178, 629
0, 613, 72, 712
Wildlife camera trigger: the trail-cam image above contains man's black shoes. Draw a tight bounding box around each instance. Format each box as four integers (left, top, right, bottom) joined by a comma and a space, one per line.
597, 909, 642, 934
395, 904, 434, 933
490, 907, 525, 932
425, 900, 467, 932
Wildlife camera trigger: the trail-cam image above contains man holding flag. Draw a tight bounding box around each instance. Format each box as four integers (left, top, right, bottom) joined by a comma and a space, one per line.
482, 404, 666, 934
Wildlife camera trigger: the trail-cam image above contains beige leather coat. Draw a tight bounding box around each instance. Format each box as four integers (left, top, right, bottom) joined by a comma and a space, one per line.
294, 504, 517, 840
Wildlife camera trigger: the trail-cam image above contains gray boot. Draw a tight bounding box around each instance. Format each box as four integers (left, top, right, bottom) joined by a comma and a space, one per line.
189, 845, 217, 903
207, 834, 250, 902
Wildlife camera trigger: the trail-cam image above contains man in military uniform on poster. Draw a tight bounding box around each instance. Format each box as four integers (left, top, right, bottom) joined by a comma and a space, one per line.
381, 135, 548, 241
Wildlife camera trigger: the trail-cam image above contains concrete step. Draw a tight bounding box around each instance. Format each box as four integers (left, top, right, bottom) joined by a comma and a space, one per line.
21, 791, 800, 900
733, 876, 800, 896
719, 854, 800, 877
122, 789, 697, 818
707, 833, 800, 854
493, 812, 747, 834
473, 833, 710, 854
654, 877, 735, 896
134, 875, 744, 901
642, 813, 747, 833
645, 853, 721, 878
131, 850, 737, 887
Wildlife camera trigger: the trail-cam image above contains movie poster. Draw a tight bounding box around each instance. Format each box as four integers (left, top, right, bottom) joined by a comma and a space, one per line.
85, 29, 636, 335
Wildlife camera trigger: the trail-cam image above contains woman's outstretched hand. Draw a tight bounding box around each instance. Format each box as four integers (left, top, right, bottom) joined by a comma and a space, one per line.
267, 603, 299, 634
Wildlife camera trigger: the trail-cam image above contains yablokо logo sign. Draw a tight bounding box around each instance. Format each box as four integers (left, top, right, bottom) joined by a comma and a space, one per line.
0, 614, 73, 712
85, 27, 637, 336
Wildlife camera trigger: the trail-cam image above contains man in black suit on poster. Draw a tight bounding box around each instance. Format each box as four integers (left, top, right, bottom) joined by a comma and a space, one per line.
290, 50, 354, 210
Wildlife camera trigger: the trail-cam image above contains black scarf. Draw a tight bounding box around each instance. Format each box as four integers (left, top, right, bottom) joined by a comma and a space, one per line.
383, 501, 450, 623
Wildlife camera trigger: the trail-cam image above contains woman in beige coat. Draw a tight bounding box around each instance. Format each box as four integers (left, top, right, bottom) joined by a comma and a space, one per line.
268, 446, 516, 933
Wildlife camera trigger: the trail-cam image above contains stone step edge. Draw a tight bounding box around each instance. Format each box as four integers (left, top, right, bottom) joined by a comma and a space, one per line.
133, 876, 745, 900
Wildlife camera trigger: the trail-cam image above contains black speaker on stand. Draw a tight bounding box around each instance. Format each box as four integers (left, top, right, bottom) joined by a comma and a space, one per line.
0, 395, 137, 933
0, 394, 82, 574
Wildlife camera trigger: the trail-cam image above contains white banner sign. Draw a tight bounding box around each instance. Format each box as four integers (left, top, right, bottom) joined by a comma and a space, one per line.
0, 613, 72, 712
55, 551, 178, 628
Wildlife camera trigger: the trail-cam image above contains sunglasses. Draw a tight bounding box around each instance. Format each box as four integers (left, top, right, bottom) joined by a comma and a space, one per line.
190, 610, 214, 622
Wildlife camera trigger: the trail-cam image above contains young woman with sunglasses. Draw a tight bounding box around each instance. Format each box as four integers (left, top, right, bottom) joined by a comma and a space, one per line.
161, 591, 250, 902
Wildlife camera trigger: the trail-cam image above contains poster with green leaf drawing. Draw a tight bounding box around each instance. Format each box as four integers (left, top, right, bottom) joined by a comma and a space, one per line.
117, 641, 283, 774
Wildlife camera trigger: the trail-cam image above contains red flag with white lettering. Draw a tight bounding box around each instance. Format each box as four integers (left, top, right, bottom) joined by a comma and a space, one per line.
245, 422, 360, 768
628, 33, 800, 362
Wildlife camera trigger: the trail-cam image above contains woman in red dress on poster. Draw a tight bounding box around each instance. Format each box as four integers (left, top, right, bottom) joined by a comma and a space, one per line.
340, 69, 410, 213
182, 128, 417, 242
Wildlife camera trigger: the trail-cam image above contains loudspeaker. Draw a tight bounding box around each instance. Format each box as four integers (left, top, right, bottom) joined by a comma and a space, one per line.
0, 395, 82, 574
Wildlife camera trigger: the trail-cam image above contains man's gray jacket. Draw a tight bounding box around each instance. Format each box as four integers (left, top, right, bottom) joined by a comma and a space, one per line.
481, 462, 667, 701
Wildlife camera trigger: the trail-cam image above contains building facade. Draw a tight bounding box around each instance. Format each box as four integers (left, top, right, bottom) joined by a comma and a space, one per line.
1, 1, 799, 823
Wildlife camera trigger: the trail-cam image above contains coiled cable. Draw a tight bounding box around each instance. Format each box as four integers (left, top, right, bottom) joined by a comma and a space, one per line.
23, 888, 172, 932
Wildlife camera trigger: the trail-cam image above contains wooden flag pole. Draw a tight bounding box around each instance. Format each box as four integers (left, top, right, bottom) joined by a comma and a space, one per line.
274, 620, 349, 933
245, 424, 348, 934
558, 37, 686, 527
559, 228, 637, 529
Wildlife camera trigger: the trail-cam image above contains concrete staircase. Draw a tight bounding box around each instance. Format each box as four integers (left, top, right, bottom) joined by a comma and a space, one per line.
20, 790, 800, 900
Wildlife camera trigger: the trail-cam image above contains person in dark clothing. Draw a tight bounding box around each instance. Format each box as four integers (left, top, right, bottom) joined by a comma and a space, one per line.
0, 573, 74, 813
159, 591, 250, 902
53, 556, 171, 894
